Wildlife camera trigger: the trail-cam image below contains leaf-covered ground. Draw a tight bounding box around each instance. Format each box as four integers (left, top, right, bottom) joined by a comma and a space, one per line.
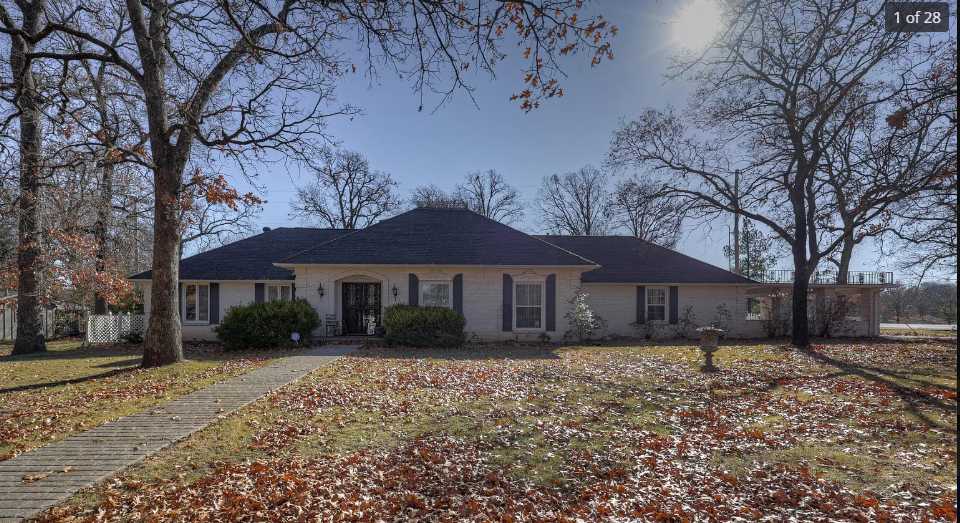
0, 340, 284, 460
39, 340, 957, 522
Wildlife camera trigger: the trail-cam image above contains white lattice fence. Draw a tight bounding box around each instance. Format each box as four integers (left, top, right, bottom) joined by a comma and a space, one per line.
86, 314, 146, 344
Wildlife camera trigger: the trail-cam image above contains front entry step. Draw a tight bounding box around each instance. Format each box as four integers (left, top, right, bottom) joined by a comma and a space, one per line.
311, 335, 385, 345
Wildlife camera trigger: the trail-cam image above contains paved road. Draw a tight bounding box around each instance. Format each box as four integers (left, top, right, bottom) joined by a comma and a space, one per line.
0, 344, 357, 522
881, 323, 957, 331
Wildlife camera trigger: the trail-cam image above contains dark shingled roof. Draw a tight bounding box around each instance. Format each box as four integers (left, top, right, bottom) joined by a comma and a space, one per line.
279, 208, 597, 267
129, 211, 755, 285
128, 228, 350, 281
535, 235, 757, 284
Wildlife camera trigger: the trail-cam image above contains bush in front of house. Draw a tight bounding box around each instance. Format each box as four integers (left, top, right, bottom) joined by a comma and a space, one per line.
214, 298, 320, 350
564, 291, 607, 343
383, 304, 466, 348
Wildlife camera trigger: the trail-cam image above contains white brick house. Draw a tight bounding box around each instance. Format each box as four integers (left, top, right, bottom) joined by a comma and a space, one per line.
131, 208, 892, 342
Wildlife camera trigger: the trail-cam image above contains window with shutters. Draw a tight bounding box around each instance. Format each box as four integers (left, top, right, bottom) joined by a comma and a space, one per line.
514, 283, 544, 329
421, 282, 451, 308
267, 284, 293, 302
183, 283, 210, 323
646, 287, 667, 322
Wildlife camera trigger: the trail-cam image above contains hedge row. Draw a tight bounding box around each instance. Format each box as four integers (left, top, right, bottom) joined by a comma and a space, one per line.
383, 304, 466, 348
214, 299, 320, 350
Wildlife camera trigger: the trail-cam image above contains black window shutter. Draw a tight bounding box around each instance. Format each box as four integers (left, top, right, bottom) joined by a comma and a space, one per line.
545, 274, 556, 331
669, 286, 679, 324
209, 283, 220, 324
636, 286, 645, 324
502, 274, 513, 331
408, 274, 419, 305
452, 274, 463, 313
291, 283, 296, 300
254, 283, 265, 303
178, 283, 183, 321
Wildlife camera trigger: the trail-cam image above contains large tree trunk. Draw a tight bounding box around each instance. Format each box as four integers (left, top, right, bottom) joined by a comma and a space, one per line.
10, 0, 47, 355
791, 265, 811, 347
93, 161, 114, 315
835, 236, 855, 282
128, 0, 186, 368
790, 179, 811, 348
141, 159, 184, 367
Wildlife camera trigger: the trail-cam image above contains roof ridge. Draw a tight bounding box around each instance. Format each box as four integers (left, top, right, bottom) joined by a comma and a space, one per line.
536, 234, 758, 284
456, 210, 599, 266
278, 208, 598, 267
277, 210, 425, 262
532, 236, 600, 266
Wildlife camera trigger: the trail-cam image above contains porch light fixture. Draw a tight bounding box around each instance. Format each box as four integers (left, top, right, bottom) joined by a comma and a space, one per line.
392, 284, 398, 300
317, 283, 324, 300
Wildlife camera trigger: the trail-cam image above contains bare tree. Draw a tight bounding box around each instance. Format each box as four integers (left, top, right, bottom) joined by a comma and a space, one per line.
291, 147, 401, 229
886, 182, 957, 280
881, 286, 915, 323
455, 170, 526, 224
607, 0, 955, 346
1, 0, 47, 353
535, 165, 611, 235
409, 184, 466, 210
7, 0, 616, 366
607, 177, 686, 249
722, 219, 780, 280
182, 197, 260, 255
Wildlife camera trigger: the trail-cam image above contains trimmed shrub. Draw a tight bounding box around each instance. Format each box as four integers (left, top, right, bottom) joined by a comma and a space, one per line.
383, 304, 466, 348
214, 298, 320, 350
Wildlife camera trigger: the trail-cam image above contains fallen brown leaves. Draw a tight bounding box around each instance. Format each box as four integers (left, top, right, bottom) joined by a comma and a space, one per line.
38, 341, 958, 522
1, 357, 270, 459
40, 435, 954, 522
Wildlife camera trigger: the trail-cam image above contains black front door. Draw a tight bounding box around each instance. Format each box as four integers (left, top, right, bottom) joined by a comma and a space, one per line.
341, 283, 381, 335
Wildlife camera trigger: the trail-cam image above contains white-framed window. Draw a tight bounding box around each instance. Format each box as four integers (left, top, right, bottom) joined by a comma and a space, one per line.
267, 284, 293, 302
515, 283, 544, 329
646, 287, 667, 322
421, 282, 451, 308
183, 283, 210, 323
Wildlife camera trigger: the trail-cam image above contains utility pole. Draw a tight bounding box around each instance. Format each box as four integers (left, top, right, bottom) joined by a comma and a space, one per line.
733, 169, 741, 275
744, 221, 752, 280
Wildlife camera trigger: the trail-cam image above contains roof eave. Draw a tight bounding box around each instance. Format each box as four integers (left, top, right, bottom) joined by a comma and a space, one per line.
273, 262, 599, 269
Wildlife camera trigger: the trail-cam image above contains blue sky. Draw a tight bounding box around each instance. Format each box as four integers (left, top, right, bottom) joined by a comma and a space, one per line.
233, 0, 895, 275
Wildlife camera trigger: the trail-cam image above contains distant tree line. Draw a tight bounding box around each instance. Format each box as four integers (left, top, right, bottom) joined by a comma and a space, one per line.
880, 283, 958, 324
291, 152, 692, 250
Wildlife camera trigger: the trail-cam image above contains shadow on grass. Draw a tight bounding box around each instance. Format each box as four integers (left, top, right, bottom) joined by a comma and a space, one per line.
92, 357, 143, 368
798, 345, 957, 434
0, 344, 141, 362
0, 366, 139, 395
0, 344, 267, 395
351, 344, 563, 361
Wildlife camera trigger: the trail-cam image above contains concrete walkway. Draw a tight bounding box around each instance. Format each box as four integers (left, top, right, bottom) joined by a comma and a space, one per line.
0, 345, 356, 522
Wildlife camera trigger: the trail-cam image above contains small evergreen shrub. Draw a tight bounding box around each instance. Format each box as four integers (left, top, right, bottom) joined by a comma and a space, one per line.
214, 298, 320, 350
383, 304, 466, 348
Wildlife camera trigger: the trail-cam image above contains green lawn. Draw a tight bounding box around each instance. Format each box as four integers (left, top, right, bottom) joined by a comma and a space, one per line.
881, 328, 957, 337
0, 340, 286, 460
34, 338, 957, 522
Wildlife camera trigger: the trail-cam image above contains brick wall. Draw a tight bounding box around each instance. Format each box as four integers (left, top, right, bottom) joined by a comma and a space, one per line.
294, 265, 583, 341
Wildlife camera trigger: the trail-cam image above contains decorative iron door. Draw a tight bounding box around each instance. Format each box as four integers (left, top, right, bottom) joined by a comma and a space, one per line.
341, 283, 381, 335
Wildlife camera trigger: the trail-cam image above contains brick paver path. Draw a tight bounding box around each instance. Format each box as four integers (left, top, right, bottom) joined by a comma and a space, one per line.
0, 344, 357, 522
